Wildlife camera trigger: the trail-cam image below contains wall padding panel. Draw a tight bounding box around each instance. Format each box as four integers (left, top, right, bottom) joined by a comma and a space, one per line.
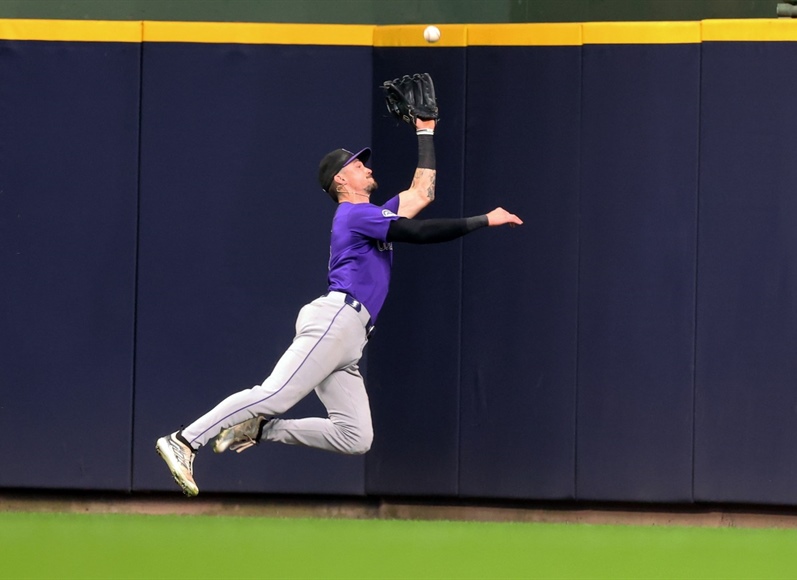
0, 39, 140, 489
458, 45, 581, 500
695, 40, 797, 505
576, 40, 700, 502
365, 46, 467, 496
133, 42, 373, 494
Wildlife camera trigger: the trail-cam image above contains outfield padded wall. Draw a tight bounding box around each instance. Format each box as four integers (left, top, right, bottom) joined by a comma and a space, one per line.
576, 26, 700, 503
4, 19, 797, 505
366, 38, 468, 497
695, 33, 797, 505
0, 22, 141, 490
132, 38, 373, 495
458, 37, 582, 500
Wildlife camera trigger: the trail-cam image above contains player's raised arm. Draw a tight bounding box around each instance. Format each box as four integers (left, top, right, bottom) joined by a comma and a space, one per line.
380, 73, 439, 219
397, 118, 437, 218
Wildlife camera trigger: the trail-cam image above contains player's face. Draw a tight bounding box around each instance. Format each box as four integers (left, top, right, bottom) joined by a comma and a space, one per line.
340, 160, 378, 194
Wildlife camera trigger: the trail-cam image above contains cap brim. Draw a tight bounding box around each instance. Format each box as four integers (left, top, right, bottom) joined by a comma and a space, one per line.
342, 147, 371, 169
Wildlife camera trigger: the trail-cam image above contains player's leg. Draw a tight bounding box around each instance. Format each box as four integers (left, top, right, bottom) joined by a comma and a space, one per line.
261, 363, 373, 454
155, 294, 368, 495
180, 298, 366, 450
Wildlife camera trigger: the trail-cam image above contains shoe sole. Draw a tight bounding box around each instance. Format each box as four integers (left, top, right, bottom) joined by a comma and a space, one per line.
155, 439, 199, 497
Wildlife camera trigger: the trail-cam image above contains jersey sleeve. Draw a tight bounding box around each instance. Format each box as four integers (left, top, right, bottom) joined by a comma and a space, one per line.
348, 197, 401, 241
382, 195, 400, 214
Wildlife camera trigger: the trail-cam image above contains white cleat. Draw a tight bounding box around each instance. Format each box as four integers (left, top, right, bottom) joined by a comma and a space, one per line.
156, 432, 199, 497
213, 416, 269, 454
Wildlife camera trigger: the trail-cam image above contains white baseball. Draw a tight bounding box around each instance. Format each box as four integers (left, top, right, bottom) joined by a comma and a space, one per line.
423, 25, 441, 43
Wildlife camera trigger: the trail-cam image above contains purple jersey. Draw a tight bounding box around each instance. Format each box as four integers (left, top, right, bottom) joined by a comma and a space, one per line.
327, 195, 401, 321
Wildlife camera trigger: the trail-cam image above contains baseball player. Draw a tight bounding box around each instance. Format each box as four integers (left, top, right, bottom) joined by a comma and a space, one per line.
156, 75, 523, 496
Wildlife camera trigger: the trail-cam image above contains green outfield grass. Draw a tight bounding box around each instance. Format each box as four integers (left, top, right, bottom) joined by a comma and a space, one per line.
2, 511, 797, 579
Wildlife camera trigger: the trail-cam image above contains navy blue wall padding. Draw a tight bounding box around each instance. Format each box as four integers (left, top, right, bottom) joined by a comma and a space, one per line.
365, 48, 467, 496
695, 42, 797, 505
10, 33, 797, 506
576, 44, 699, 502
458, 47, 581, 500
0, 41, 140, 489
132, 43, 372, 494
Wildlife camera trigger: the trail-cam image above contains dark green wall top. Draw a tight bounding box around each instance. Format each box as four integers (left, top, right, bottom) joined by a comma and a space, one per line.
0, 0, 779, 23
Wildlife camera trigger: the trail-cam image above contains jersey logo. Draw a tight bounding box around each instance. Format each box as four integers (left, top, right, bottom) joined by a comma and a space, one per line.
377, 240, 393, 252
382, 209, 397, 218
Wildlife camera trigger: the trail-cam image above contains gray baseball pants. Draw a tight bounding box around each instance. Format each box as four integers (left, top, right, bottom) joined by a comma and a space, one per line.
181, 291, 374, 454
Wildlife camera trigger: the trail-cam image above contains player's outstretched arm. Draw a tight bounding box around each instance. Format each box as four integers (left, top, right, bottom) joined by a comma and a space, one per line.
397, 118, 437, 219
387, 207, 523, 245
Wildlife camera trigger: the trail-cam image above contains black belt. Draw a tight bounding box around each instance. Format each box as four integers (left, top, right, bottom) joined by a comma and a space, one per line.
325, 293, 375, 338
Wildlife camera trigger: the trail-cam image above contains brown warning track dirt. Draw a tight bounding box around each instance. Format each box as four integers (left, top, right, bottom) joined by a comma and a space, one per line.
2, 491, 797, 529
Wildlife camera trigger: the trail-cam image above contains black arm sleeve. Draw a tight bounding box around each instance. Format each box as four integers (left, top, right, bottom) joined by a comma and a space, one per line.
386, 215, 489, 244
417, 134, 435, 169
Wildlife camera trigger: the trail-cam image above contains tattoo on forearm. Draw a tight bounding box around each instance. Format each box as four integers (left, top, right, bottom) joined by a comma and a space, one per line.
411, 168, 424, 188
412, 169, 436, 201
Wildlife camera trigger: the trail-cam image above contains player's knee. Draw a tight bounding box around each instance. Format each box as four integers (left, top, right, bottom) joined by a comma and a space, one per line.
347, 436, 372, 455
344, 425, 373, 455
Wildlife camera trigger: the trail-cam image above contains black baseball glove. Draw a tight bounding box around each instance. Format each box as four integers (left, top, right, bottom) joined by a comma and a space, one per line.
381, 73, 439, 126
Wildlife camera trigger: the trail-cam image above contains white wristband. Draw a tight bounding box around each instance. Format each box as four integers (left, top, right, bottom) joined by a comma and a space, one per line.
416, 128, 435, 136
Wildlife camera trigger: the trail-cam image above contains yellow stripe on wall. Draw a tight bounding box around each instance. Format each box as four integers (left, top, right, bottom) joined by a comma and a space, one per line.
3, 18, 797, 45
702, 18, 797, 41
468, 23, 581, 46
143, 21, 373, 45
374, 25, 466, 47
0, 18, 141, 42
582, 21, 701, 44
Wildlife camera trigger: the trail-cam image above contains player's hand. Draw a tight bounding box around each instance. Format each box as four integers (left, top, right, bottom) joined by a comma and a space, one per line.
486, 207, 523, 227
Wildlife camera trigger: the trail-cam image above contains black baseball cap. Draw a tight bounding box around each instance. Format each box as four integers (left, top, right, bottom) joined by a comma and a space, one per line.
318, 147, 371, 191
